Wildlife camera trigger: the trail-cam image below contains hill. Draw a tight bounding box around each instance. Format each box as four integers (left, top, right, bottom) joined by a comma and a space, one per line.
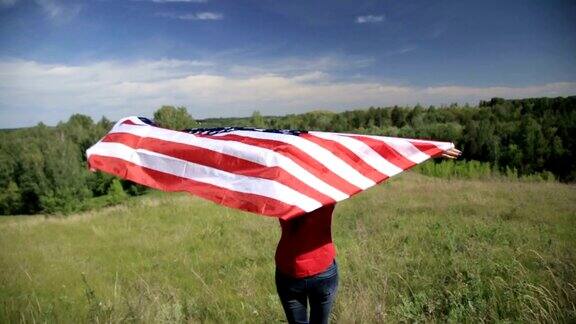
1, 172, 574, 322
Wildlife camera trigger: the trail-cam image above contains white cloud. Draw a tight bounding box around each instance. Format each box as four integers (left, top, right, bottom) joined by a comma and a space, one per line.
158, 11, 223, 20
0, 0, 80, 21
35, 0, 81, 22
1, 58, 575, 128
228, 56, 374, 77
356, 15, 384, 24
384, 46, 417, 56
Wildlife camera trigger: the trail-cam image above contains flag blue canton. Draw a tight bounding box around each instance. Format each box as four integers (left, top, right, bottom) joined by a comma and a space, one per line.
184, 127, 306, 136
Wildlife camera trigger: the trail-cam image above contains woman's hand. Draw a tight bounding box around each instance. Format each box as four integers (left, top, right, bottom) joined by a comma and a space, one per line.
441, 147, 462, 159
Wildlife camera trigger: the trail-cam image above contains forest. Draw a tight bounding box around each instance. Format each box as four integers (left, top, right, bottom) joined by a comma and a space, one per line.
0, 96, 574, 215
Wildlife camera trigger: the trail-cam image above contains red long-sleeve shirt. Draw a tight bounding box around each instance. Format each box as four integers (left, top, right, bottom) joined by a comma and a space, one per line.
275, 204, 336, 278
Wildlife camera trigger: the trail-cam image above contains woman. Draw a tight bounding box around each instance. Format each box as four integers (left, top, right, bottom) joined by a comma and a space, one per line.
275, 203, 338, 324
274, 147, 461, 324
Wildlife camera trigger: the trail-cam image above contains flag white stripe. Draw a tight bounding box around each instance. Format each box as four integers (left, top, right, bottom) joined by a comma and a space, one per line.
87, 142, 323, 212
309, 131, 404, 176
351, 134, 431, 163
108, 123, 349, 201
408, 138, 455, 151
216, 130, 376, 190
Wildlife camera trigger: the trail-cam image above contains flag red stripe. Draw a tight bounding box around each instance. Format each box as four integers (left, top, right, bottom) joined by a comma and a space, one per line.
200, 133, 362, 196
344, 134, 416, 170
102, 133, 335, 205
88, 154, 306, 218
300, 133, 387, 183
408, 141, 444, 158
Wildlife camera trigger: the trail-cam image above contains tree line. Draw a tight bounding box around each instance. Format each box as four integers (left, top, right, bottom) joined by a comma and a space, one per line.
0, 97, 574, 215
203, 96, 575, 182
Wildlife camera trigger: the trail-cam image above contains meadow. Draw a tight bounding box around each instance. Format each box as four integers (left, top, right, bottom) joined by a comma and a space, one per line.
1, 172, 575, 323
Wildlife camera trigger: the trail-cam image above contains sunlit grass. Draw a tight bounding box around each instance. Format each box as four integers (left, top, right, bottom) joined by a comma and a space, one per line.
1, 172, 575, 322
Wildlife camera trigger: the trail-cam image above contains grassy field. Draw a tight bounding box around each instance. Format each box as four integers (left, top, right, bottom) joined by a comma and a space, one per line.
1, 172, 575, 323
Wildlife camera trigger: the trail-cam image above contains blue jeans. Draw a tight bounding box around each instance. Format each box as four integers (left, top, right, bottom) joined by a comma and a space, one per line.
275, 261, 338, 324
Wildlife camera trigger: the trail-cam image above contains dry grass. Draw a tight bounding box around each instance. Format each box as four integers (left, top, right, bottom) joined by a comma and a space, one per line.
0, 172, 575, 323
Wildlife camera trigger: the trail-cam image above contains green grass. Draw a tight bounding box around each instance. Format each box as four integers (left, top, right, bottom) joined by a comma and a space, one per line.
1, 172, 575, 323
414, 159, 558, 182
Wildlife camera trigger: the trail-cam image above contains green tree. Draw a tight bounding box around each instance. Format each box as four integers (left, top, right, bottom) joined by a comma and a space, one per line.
391, 106, 407, 127
0, 181, 22, 215
107, 179, 127, 205
153, 106, 197, 130
250, 111, 266, 128
519, 116, 547, 173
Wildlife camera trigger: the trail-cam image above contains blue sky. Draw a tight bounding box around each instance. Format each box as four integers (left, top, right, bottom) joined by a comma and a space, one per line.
1, 0, 575, 128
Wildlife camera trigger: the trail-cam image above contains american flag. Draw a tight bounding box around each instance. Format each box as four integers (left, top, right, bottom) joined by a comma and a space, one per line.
86, 116, 454, 219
